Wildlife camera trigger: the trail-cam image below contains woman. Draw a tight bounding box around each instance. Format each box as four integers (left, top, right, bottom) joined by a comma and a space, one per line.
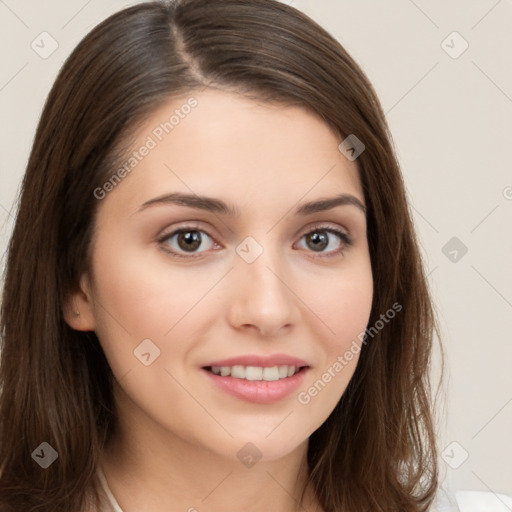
0, 0, 442, 510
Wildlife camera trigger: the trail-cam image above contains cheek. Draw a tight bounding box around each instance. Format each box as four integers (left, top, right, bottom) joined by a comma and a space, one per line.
89, 237, 225, 372
93, 237, 187, 328
303, 257, 373, 345
325, 282, 372, 335
294, 259, 373, 413
326, 263, 373, 376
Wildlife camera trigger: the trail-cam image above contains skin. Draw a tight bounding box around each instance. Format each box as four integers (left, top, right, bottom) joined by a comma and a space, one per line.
65, 89, 373, 512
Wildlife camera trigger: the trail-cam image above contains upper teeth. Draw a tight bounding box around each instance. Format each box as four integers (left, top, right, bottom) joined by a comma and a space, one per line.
210, 365, 299, 381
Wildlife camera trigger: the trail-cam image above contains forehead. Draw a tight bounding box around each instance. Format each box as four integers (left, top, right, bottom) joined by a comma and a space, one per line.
100, 89, 364, 216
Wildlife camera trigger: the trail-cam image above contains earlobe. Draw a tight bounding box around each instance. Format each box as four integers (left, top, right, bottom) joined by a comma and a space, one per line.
62, 274, 97, 331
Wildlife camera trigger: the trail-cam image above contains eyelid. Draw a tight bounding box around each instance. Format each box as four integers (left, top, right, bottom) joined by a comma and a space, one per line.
297, 221, 351, 239
157, 220, 221, 242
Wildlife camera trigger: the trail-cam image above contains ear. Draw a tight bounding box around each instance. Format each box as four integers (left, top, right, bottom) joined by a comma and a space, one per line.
62, 273, 97, 331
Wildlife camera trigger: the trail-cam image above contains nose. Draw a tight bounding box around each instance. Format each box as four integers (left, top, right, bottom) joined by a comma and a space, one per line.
226, 250, 300, 338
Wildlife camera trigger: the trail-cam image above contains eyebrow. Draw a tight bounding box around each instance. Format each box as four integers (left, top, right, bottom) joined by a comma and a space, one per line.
136, 192, 366, 216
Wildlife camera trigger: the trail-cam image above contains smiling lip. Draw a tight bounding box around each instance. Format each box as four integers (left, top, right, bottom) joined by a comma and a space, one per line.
202, 354, 310, 368
201, 353, 310, 404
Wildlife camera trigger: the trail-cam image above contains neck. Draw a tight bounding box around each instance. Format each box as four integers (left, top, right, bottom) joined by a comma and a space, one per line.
99, 384, 322, 512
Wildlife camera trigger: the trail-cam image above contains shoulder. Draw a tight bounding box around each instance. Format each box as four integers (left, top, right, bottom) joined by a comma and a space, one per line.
81, 472, 119, 512
80, 493, 116, 512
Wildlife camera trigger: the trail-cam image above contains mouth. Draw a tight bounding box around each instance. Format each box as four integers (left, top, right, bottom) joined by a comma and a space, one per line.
203, 364, 308, 381
201, 357, 311, 404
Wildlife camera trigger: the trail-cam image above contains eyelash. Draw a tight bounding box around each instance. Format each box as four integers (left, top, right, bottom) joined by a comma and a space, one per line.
157, 223, 353, 260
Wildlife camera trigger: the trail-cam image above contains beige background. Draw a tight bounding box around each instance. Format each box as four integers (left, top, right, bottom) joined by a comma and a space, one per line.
1, 0, 511, 503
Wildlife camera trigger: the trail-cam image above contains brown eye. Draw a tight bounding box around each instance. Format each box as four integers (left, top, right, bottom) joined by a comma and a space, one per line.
160, 228, 216, 256
305, 231, 329, 252
177, 231, 202, 252
295, 227, 352, 257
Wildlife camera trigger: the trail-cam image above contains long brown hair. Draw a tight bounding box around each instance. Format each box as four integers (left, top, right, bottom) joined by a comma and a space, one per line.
0, 1, 443, 510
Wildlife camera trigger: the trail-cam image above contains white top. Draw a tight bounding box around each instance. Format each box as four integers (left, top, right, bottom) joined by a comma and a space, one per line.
96, 466, 124, 512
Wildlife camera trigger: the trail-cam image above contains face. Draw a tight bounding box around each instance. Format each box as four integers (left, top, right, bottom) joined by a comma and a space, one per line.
70, 89, 373, 462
